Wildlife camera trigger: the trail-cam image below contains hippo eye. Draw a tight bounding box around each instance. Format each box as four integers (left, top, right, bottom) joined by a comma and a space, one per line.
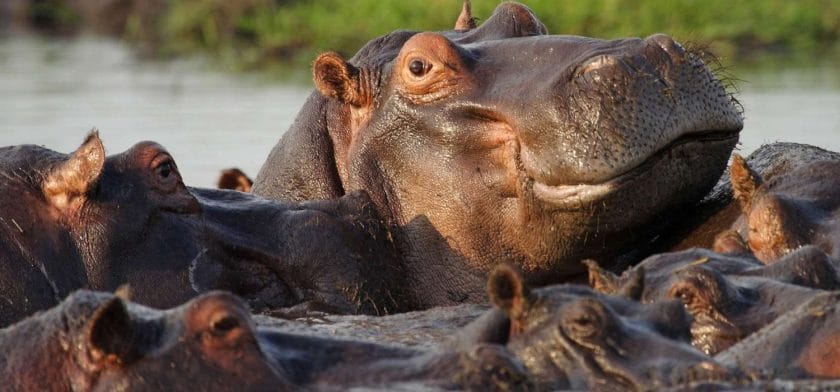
210, 315, 240, 335
156, 161, 173, 179
408, 59, 430, 77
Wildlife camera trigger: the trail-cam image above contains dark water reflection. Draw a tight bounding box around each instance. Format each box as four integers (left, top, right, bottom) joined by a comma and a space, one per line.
1, 35, 838, 187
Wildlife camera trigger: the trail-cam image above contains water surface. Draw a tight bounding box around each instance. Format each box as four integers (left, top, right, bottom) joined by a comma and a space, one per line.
1, 35, 838, 187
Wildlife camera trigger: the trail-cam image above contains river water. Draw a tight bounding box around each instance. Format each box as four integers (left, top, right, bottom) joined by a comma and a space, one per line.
1, 35, 839, 187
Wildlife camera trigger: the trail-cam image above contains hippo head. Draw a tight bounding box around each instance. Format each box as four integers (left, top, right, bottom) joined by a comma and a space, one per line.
0, 290, 288, 390
452, 264, 697, 388
254, 2, 743, 298
0, 132, 406, 324
727, 153, 840, 263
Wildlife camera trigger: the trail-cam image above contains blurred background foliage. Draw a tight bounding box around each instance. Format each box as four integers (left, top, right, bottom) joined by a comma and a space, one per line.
4, 0, 840, 74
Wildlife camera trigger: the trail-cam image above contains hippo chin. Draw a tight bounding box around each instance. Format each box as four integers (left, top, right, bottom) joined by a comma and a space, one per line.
253, 1, 743, 306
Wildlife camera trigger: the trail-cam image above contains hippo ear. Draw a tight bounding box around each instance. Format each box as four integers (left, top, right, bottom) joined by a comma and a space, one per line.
86, 296, 144, 366
730, 154, 762, 213
615, 267, 645, 301
583, 259, 620, 294
313, 52, 370, 107
454, 0, 477, 30
487, 264, 532, 318
43, 130, 105, 211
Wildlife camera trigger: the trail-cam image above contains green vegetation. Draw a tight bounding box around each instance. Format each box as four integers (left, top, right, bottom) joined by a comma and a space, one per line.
22, 0, 840, 75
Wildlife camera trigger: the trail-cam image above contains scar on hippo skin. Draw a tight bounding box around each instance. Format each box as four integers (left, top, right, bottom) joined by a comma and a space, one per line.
42, 129, 105, 212
217, 168, 253, 192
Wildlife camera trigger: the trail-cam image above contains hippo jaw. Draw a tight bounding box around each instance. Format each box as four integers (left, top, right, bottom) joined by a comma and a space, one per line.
512, 34, 742, 210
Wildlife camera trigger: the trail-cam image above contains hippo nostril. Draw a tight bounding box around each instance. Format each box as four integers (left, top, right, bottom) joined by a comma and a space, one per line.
645, 33, 686, 64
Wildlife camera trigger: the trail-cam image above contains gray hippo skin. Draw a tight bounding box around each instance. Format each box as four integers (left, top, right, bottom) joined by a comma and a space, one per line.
0, 289, 533, 391
0, 290, 291, 391
252, 2, 743, 308
0, 132, 410, 326
449, 265, 738, 390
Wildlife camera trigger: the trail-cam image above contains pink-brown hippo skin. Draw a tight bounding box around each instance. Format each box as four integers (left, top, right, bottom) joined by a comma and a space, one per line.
0, 290, 290, 391
0, 132, 409, 326
251, 2, 743, 308
719, 148, 840, 264
716, 291, 840, 380
217, 168, 253, 192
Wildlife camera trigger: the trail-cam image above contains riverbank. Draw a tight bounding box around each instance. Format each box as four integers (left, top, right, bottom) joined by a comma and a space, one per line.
2, 0, 839, 76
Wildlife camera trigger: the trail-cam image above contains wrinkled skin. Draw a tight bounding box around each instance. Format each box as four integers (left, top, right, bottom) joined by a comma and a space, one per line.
587, 245, 840, 355
668, 142, 840, 252
0, 290, 290, 391
258, 329, 534, 391
0, 289, 534, 391
253, 2, 743, 307
452, 265, 717, 390
716, 292, 840, 379
0, 132, 408, 326
717, 148, 840, 263
217, 168, 253, 192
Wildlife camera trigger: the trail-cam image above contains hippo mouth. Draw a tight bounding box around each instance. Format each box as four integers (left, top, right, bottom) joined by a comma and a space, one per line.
529, 130, 739, 209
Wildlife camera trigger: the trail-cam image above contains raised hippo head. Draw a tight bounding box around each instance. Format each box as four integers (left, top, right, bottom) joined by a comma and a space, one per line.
253, 2, 744, 306
0, 290, 289, 391
0, 132, 407, 325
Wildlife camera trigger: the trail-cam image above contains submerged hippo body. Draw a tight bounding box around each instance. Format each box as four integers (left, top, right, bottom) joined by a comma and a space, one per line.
253, 2, 743, 307
0, 132, 408, 326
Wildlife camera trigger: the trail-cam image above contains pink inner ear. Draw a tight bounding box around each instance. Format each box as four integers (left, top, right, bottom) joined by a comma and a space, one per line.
43, 131, 105, 210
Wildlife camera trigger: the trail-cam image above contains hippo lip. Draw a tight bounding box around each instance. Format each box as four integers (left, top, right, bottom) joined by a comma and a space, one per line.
530, 130, 738, 209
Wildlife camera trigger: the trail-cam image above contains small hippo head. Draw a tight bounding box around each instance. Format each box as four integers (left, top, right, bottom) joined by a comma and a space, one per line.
254, 2, 744, 298
474, 264, 702, 389
726, 153, 840, 263
1, 290, 288, 391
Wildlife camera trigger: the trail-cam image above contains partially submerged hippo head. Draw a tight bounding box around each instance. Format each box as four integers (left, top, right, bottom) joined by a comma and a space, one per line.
253, 2, 743, 304
0, 290, 288, 391
0, 131, 406, 325
449, 265, 715, 389
721, 153, 840, 263
588, 246, 840, 354
716, 291, 840, 379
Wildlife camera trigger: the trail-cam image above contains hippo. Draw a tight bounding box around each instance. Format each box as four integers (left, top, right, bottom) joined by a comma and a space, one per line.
0, 289, 290, 391
716, 291, 840, 379
0, 131, 410, 326
252, 1, 744, 307
447, 265, 731, 389
586, 245, 840, 354
717, 149, 840, 263
217, 168, 253, 192
0, 288, 532, 391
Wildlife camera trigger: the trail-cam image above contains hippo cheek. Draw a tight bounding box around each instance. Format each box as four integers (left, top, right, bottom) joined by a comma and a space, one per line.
189, 246, 298, 311
798, 330, 840, 378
